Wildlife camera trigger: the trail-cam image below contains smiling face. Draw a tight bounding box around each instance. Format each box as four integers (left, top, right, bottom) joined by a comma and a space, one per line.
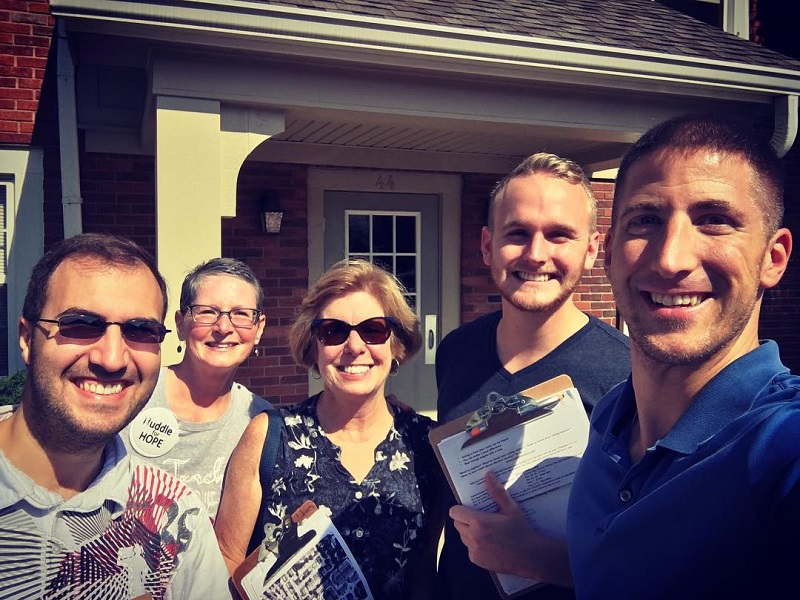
176, 274, 265, 372
605, 148, 791, 367
19, 257, 164, 453
482, 173, 600, 315
315, 290, 393, 403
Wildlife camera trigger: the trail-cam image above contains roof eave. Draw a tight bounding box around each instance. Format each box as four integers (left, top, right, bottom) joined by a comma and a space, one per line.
51, 0, 800, 101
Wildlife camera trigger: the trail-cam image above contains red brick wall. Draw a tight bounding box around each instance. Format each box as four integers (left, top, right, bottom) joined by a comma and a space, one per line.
578, 181, 618, 322
760, 142, 800, 372
459, 173, 619, 327
460, 173, 501, 320
80, 153, 158, 252
229, 161, 311, 405
0, 0, 53, 145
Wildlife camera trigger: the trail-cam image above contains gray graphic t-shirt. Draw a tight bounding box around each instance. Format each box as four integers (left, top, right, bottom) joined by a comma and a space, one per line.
122, 366, 271, 519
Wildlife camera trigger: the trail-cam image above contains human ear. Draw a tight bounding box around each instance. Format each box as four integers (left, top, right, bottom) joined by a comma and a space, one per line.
603, 229, 615, 275
760, 227, 792, 289
254, 312, 266, 345
584, 231, 601, 270
18, 317, 32, 366
174, 309, 187, 341
480, 226, 493, 267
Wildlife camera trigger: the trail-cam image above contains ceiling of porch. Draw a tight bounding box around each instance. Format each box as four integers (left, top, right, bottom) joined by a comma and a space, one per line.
255, 115, 633, 175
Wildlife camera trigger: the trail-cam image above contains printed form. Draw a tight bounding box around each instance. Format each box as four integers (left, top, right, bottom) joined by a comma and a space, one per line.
435, 386, 589, 597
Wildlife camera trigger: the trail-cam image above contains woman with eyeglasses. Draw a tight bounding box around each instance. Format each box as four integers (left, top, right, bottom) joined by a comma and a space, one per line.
122, 257, 270, 520
215, 259, 444, 600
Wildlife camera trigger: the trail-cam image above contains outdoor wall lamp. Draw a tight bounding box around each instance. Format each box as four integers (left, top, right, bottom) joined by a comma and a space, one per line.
260, 192, 283, 235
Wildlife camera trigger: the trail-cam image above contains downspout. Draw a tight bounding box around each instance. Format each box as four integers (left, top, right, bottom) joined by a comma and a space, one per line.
771, 95, 798, 159
56, 19, 83, 238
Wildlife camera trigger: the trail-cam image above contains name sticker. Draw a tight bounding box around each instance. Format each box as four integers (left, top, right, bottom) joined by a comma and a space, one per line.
129, 407, 180, 458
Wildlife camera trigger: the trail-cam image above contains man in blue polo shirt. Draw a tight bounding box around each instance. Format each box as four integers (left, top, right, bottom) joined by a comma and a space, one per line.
451, 114, 800, 598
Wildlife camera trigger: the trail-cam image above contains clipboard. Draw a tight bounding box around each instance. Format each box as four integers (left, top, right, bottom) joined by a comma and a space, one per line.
233, 501, 315, 599
234, 500, 374, 600
429, 374, 588, 599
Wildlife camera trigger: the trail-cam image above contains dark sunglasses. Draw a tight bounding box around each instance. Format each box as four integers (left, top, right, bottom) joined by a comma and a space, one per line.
311, 316, 397, 346
35, 314, 171, 344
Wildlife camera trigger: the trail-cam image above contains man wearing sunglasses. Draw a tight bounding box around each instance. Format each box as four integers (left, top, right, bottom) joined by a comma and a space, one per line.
0, 233, 231, 598
437, 153, 631, 600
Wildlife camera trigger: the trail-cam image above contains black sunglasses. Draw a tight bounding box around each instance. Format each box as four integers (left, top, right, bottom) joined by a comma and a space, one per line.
35, 314, 171, 344
311, 317, 397, 346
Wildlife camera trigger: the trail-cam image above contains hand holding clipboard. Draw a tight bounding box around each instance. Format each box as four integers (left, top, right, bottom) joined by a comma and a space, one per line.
429, 375, 589, 599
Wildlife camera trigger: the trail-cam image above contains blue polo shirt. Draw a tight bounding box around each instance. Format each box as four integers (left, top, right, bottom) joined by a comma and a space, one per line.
567, 341, 800, 599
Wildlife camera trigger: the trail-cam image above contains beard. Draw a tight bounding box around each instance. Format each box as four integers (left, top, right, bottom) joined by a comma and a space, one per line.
621, 287, 760, 367
23, 344, 151, 455
495, 264, 583, 314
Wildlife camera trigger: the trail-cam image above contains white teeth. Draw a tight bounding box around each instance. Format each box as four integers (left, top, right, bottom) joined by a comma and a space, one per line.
650, 293, 703, 307
516, 272, 551, 282
79, 381, 123, 395
342, 365, 370, 374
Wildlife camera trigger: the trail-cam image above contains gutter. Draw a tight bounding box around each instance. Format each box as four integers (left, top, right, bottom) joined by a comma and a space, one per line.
56, 19, 83, 238
771, 95, 798, 158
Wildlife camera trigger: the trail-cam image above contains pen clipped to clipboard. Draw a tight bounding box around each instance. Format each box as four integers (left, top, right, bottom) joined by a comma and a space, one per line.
429, 374, 590, 599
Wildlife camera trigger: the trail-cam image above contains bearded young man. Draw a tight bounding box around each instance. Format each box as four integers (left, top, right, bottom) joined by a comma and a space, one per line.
451, 115, 800, 599
0, 233, 231, 598
437, 153, 631, 600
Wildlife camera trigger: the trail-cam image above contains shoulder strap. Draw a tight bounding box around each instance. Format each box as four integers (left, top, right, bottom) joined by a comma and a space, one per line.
259, 407, 282, 484
246, 406, 282, 555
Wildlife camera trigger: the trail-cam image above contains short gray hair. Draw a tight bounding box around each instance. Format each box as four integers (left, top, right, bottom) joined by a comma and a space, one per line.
179, 257, 264, 310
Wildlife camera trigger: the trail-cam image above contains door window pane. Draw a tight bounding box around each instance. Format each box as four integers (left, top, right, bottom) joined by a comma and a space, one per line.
372, 215, 393, 253
396, 216, 416, 253
348, 214, 370, 253
373, 255, 394, 274
396, 256, 416, 294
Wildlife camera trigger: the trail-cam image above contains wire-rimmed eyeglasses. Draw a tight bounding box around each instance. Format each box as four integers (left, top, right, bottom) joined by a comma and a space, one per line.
186, 304, 262, 329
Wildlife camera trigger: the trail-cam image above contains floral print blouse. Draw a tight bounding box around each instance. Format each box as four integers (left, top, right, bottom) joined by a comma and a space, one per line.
261, 394, 441, 600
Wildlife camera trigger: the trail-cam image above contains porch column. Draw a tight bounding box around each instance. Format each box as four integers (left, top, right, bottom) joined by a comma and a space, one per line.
155, 96, 284, 364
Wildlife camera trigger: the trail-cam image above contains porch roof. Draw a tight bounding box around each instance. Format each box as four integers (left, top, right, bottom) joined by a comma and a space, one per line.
261, 0, 800, 70
50, 0, 800, 168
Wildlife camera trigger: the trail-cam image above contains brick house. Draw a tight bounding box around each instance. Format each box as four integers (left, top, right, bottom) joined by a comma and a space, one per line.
2, 0, 799, 411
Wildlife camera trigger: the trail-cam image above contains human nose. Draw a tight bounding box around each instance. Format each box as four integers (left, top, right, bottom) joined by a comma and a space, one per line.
343, 328, 367, 353
652, 217, 699, 277
525, 233, 548, 263
213, 311, 236, 333
88, 324, 130, 373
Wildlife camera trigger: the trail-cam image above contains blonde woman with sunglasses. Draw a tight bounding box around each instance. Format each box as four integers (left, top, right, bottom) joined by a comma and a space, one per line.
122, 258, 271, 520
215, 259, 444, 600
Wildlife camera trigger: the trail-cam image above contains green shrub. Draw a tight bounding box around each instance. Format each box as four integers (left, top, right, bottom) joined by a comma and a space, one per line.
0, 369, 26, 406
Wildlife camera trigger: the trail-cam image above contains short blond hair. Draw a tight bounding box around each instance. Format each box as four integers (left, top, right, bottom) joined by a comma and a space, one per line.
488, 152, 597, 232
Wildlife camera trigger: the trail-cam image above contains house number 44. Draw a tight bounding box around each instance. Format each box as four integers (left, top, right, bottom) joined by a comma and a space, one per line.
375, 174, 396, 190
